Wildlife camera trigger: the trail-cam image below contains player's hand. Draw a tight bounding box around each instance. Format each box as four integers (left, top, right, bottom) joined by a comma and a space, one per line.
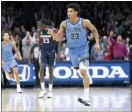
94, 44, 100, 52
46, 28, 54, 35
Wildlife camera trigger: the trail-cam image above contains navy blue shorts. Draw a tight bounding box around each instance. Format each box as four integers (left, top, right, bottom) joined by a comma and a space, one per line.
40, 49, 55, 66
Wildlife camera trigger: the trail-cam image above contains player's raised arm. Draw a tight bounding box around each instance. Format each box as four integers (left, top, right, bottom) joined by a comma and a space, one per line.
83, 19, 100, 52
46, 21, 66, 41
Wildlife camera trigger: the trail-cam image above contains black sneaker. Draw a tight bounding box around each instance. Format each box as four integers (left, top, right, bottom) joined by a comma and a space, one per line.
78, 98, 90, 106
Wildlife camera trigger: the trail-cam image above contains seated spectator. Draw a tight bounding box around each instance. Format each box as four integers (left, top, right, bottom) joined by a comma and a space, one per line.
103, 50, 112, 61
91, 39, 105, 61
110, 35, 129, 60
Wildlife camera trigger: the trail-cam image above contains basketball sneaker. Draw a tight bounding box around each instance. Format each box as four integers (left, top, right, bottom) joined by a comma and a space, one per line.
78, 96, 90, 106
17, 87, 23, 93
38, 90, 47, 98
47, 91, 52, 98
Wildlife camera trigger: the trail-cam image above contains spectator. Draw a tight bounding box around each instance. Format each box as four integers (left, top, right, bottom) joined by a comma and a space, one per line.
91, 40, 105, 61
88, 33, 95, 56
14, 34, 22, 57
106, 44, 113, 59
32, 32, 37, 44
129, 45, 132, 60
65, 47, 70, 61
20, 25, 26, 39
59, 51, 66, 61
110, 35, 129, 60
103, 50, 112, 61
59, 42, 66, 61
126, 37, 130, 53
28, 33, 40, 87
31, 26, 36, 37
22, 31, 33, 59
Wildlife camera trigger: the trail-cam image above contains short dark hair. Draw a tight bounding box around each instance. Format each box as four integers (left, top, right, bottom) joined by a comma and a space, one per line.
67, 3, 80, 13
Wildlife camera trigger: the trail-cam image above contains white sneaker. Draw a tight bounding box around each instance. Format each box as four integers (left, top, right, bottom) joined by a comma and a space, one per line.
17, 87, 23, 93
47, 91, 52, 98
38, 90, 47, 98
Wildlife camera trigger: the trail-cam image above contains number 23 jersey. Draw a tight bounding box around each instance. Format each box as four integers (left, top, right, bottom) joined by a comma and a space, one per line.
39, 26, 57, 50
66, 18, 88, 48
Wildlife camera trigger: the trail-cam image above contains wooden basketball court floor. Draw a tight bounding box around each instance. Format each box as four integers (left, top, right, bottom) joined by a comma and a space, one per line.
2, 87, 131, 112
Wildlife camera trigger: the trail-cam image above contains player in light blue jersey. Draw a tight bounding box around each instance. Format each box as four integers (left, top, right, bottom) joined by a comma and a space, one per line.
2, 32, 23, 93
46, 3, 100, 106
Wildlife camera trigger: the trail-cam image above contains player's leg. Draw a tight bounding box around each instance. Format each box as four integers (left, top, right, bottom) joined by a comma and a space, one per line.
10, 59, 23, 93
47, 65, 53, 98
2, 61, 14, 80
47, 52, 55, 98
39, 62, 46, 89
38, 51, 47, 98
8, 73, 14, 79
78, 59, 90, 106
4, 71, 14, 80
12, 67, 23, 93
69, 45, 91, 106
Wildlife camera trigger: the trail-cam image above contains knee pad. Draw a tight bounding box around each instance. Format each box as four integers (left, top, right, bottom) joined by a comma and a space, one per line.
79, 59, 93, 84
79, 59, 89, 71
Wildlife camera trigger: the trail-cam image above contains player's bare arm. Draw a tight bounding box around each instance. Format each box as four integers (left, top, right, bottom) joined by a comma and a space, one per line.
12, 42, 22, 60
46, 21, 66, 41
83, 19, 100, 52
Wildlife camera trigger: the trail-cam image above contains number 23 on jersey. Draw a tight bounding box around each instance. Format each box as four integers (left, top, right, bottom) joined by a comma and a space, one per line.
43, 38, 49, 43
71, 33, 80, 40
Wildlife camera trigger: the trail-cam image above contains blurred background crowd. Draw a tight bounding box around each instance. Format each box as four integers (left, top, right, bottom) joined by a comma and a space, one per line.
1, 1, 132, 61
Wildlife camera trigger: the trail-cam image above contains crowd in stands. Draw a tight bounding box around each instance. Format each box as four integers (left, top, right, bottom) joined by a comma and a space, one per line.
1, 1, 132, 61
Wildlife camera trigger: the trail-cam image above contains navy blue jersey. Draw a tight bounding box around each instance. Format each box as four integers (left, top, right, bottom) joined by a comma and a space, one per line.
39, 26, 58, 52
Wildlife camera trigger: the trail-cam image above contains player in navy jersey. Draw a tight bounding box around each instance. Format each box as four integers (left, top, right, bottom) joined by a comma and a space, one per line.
37, 20, 58, 98
46, 3, 100, 106
2, 32, 23, 93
